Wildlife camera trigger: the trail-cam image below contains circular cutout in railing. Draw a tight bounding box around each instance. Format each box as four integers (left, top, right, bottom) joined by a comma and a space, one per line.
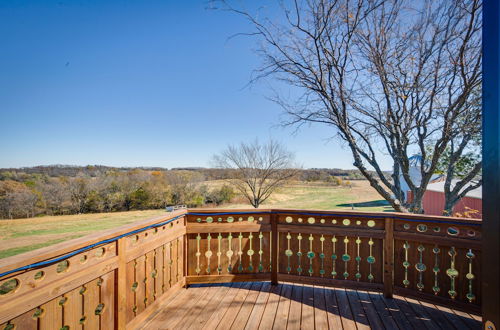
196, 218, 202, 223
0, 278, 19, 295
80, 254, 88, 263
403, 223, 411, 230
416, 224, 428, 233
447, 227, 460, 236
238, 217, 243, 222
367, 220, 375, 227
56, 260, 69, 273
332, 219, 337, 224
298, 218, 303, 223
308, 217, 315, 224
285, 216, 293, 223
95, 304, 105, 315
342, 219, 351, 226
356, 220, 361, 225
227, 216, 234, 223
59, 297, 68, 306
206, 217, 213, 223
34, 271, 45, 281
218, 217, 223, 222
95, 247, 105, 258
467, 230, 476, 237
248, 216, 254, 222
32, 307, 44, 319
320, 219, 325, 224
433, 227, 441, 233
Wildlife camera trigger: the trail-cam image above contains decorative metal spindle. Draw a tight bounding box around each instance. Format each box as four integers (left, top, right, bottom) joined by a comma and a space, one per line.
319, 235, 325, 277
466, 249, 476, 302
355, 237, 362, 281
217, 233, 222, 274
285, 233, 292, 274
226, 233, 233, 272
307, 234, 315, 276
432, 246, 441, 295
195, 234, 201, 275
258, 232, 264, 272
446, 247, 459, 299
247, 233, 254, 272
237, 232, 243, 272
331, 236, 338, 278
343, 237, 350, 279
416, 245, 426, 291
403, 241, 410, 287
297, 233, 303, 275
367, 238, 375, 282
205, 234, 212, 274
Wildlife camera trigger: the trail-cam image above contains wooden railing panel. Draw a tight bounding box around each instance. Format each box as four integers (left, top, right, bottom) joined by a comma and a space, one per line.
186, 231, 271, 276
393, 219, 481, 309
275, 213, 385, 288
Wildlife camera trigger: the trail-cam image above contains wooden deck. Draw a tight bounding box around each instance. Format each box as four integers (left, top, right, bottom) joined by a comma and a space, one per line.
136, 282, 482, 330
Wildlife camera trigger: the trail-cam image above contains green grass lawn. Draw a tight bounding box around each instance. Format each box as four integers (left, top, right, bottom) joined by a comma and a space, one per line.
0, 210, 166, 259
0, 180, 390, 259
223, 180, 393, 212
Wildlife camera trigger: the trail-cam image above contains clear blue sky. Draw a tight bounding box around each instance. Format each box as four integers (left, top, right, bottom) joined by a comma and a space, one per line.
0, 0, 390, 170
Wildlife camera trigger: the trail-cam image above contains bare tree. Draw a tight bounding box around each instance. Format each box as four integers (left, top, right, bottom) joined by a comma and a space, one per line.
216, 0, 482, 213
213, 140, 299, 208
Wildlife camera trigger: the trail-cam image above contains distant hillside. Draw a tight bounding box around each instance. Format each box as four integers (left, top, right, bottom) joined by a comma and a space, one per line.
0, 165, 369, 180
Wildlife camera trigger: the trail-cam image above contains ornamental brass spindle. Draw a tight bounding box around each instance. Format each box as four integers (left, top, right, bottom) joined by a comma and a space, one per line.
432, 246, 441, 295
247, 233, 254, 272
205, 234, 212, 274
416, 245, 426, 291
258, 232, 264, 272
195, 234, 201, 275
403, 241, 410, 287
319, 235, 325, 277
355, 237, 361, 281
343, 237, 350, 279
331, 236, 338, 278
367, 238, 375, 282
237, 232, 243, 272
217, 233, 222, 274
307, 234, 315, 276
466, 249, 476, 302
297, 233, 303, 275
446, 247, 459, 299
226, 233, 233, 272
285, 233, 292, 274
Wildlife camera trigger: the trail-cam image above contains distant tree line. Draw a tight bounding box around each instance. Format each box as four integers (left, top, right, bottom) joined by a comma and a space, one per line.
1, 165, 368, 181
0, 169, 235, 219
0, 165, 366, 219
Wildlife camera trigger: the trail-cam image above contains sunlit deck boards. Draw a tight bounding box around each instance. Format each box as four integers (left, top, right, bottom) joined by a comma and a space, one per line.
136, 282, 482, 330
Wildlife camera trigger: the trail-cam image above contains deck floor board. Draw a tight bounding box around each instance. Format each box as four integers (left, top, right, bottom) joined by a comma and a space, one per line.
140, 281, 482, 330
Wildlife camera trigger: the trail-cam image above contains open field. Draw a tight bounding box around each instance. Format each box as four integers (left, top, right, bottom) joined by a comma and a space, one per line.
220, 180, 391, 211
0, 180, 390, 259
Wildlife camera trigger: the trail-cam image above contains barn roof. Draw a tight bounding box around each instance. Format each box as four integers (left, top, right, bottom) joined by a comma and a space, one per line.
426, 179, 482, 199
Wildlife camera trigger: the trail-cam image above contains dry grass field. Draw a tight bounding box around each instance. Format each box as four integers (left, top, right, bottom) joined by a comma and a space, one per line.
0, 180, 390, 259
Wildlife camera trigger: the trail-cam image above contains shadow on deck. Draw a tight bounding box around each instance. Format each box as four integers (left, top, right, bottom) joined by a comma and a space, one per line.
136, 281, 481, 330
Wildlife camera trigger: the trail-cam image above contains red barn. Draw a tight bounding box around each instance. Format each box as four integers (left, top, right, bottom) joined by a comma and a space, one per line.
407, 180, 482, 218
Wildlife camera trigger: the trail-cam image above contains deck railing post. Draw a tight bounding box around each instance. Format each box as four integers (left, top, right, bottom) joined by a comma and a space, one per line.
383, 217, 394, 299
271, 212, 278, 285
116, 237, 127, 330
183, 214, 189, 288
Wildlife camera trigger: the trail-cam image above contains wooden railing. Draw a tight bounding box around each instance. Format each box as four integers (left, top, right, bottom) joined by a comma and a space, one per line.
0, 208, 481, 329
